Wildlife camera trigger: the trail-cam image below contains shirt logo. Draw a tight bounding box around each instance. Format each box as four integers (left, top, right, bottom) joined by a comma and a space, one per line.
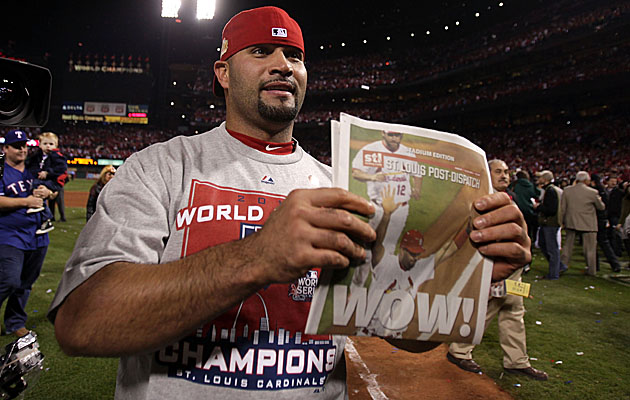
265, 144, 282, 151
261, 176, 275, 185
272, 28, 287, 38
288, 270, 319, 302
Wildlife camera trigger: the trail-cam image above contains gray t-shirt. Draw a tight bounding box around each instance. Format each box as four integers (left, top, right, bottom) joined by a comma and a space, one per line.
48, 123, 348, 399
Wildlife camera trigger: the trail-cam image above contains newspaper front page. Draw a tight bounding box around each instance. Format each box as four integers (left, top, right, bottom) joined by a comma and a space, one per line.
306, 113, 493, 344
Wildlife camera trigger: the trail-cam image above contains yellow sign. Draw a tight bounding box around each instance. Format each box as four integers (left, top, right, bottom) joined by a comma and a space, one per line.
505, 280, 531, 297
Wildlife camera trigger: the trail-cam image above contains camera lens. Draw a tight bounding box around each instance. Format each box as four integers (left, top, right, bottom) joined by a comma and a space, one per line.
0, 74, 27, 117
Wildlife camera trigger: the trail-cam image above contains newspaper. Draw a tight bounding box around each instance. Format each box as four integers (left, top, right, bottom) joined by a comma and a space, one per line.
306, 113, 493, 344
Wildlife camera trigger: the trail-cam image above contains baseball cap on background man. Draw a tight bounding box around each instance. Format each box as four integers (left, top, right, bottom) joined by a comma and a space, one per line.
212, 6, 305, 97
2, 129, 29, 145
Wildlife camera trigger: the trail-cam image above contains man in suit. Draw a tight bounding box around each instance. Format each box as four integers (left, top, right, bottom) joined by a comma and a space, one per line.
561, 171, 605, 276
446, 160, 548, 381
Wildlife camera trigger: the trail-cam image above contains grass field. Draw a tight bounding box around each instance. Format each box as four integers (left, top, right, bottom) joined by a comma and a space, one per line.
1, 179, 629, 399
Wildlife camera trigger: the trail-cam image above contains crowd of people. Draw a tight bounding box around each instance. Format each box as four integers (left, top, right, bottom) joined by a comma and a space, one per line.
2, 108, 628, 187
180, 0, 626, 97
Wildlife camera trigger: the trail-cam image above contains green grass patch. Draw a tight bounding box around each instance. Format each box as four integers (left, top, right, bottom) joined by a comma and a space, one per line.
0, 207, 117, 399
473, 251, 630, 400
64, 178, 95, 192
1, 207, 629, 399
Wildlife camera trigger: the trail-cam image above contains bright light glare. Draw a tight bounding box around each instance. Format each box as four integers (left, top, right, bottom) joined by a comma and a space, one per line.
197, 0, 216, 20
161, 0, 181, 18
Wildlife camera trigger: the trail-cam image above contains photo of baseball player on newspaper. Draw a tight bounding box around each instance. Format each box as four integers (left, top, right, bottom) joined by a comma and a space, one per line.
306, 113, 493, 344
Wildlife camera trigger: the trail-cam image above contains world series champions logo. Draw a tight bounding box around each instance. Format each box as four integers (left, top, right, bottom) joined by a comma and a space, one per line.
164, 180, 336, 391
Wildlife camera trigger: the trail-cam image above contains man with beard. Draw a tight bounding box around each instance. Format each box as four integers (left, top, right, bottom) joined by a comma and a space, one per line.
48, 7, 532, 399
350, 130, 423, 288
352, 131, 423, 251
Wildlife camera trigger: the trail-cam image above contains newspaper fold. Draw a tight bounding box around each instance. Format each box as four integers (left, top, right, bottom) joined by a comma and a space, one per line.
306, 113, 493, 344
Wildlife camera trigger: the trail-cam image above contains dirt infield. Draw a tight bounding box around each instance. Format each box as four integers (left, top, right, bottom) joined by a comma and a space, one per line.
65, 191, 510, 399
65, 191, 89, 207
346, 338, 512, 399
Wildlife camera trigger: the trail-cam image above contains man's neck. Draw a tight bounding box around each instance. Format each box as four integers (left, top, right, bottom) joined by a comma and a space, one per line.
6, 159, 24, 172
225, 119, 294, 143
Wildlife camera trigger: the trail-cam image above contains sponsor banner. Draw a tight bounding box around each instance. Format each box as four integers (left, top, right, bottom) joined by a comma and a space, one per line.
84, 101, 127, 116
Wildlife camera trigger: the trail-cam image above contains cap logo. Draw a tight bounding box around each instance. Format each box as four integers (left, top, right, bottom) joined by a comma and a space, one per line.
272, 27, 287, 37
14, 131, 24, 139
220, 38, 229, 58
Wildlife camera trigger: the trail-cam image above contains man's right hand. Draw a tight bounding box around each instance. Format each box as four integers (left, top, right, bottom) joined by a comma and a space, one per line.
244, 188, 376, 285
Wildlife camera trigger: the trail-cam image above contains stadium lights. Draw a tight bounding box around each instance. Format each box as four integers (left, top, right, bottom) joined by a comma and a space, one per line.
161, 0, 181, 18
197, 0, 216, 20
426, 30, 430, 35
162, 0, 215, 20
499, 2, 504, 6
475, 12, 480, 17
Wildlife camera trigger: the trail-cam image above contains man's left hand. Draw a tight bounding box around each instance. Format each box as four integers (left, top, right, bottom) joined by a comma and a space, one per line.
469, 192, 531, 281
33, 185, 53, 199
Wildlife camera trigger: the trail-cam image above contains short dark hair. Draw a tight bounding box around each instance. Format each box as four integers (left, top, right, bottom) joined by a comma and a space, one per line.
516, 170, 529, 180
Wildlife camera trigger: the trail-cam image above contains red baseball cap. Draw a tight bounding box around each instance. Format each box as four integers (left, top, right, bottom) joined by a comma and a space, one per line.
400, 230, 425, 254
212, 6, 305, 97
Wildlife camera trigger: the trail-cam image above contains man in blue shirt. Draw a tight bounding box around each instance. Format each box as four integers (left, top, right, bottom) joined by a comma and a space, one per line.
0, 129, 53, 337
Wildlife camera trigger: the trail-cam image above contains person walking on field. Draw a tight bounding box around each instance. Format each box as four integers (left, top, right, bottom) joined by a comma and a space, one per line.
535, 170, 567, 280
561, 171, 605, 276
447, 159, 547, 381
